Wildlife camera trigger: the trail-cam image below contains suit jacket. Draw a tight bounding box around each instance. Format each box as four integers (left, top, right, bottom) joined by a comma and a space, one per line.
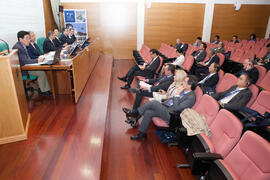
235, 67, 259, 84
12, 42, 38, 75
213, 47, 225, 54
175, 43, 188, 52
27, 42, 42, 59
205, 54, 220, 67
212, 40, 220, 44
43, 38, 61, 54
59, 34, 72, 45
192, 50, 207, 62
53, 37, 63, 48
163, 91, 196, 114
199, 73, 219, 88
144, 56, 161, 74
69, 35, 76, 44
148, 75, 174, 92
213, 85, 252, 111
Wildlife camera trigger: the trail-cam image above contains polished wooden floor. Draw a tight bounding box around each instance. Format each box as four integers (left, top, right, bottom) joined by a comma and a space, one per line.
0, 57, 194, 180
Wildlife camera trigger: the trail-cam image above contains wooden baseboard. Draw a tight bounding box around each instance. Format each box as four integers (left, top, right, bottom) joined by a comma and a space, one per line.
0, 113, 31, 145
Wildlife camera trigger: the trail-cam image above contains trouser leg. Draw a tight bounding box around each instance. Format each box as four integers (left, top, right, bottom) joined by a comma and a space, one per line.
28, 71, 50, 92
133, 90, 153, 110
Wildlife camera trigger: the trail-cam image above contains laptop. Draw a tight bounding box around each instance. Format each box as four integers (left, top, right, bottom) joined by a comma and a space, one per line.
80, 37, 90, 49
69, 43, 79, 56
39, 49, 61, 65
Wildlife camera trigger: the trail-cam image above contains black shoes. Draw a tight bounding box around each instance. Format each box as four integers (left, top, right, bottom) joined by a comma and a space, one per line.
117, 76, 127, 82
40, 91, 52, 96
130, 132, 147, 140
120, 84, 130, 89
122, 108, 139, 118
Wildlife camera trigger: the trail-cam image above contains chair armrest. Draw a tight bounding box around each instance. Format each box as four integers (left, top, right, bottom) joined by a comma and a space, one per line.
191, 152, 223, 175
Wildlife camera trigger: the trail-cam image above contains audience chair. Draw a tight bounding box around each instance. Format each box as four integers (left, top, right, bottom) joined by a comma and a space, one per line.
257, 71, 270, 91
254, 65, 267, 85
37, 37, 46, 54
181, 55, 194, 72
246, 84, 259, 108
215, 73, 238, 93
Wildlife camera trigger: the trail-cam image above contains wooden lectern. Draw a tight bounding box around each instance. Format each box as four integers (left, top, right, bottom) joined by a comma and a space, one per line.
0, 50, 31, 144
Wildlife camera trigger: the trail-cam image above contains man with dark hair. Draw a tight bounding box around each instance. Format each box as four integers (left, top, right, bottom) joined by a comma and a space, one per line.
27, 31, 43, 59
198, 62, 220, 95
118, 49, 161, 89
122, 64, 175, 114
194, 48, 220, 77
192, 42, 207, 62
213, 73, 252, 111
68, 28, 76, 44
235, 59, 258, 84
127, 75, 197, 140
59, 28, 72, 45
232, 35, 239, 43
12, 30, 51, 95
258, 43, 270, 70
43, 31, 61, 53
193, 37, 202, 47
53, 28, 66, 48
212, 35, 220, 44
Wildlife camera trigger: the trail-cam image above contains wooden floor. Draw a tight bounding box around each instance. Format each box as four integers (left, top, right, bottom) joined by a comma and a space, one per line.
0, 58, 194, 180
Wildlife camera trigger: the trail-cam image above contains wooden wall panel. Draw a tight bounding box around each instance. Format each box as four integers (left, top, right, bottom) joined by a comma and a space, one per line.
43, 0, 57, 35
144, 3, 205, 49
61, 2, 137, 59
211, 4, 270, 41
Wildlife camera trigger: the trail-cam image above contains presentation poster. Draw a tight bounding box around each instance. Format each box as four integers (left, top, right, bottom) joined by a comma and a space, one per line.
64, 9, 87, 41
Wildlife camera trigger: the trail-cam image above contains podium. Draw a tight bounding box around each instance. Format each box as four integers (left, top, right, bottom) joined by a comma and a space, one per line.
0, 50, 31, 144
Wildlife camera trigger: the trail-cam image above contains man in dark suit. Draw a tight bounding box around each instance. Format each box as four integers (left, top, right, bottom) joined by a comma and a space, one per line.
198, 62, 220, 95
12, 31, 51, 95
192, 42, 207, 62
212, 35, 220, 44
213, 73, 252, 111
235, 58, 259, 84
126, 75, 197, 140
27, 31, 43, 59
232, 35, 240, 43
59, 28, 72, 45
194, 48, 220, 78
118, 49, 161, 89
43, 31, 61, 54
53, 28, 65, 48
174, 38, 188, 52
123, 64, 175, 113
257, 43, 270, 70
193, 37, 202, 47
68, 28, 76, 44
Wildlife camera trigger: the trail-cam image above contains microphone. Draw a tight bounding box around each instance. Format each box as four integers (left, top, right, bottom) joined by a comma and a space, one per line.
0, 38, 10, 55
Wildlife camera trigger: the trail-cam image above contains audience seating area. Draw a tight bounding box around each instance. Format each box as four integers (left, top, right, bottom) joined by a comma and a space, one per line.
132, 37, 270, 179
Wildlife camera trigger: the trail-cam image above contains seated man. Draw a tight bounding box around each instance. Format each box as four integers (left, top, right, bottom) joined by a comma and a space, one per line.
193, 37, 202, 47
118, 49, 161, 89
198, 62, 220, 95
235, 58, 259, 84
257, 43, 270, 70
212, 41, 225, 54
231, 35, 239, 43
126, 75, 197, 140
212, 35, 220, 44
123, 64, 175, 114
53, 28, 66, 48
59, 28, 72, 45
162, 49, 185, 69
248, 33, 256, 42
213, 73, 252, 111
194, 48, 220, 78
191, 42, 207, 63
27, 31, 43, 59
43, 31, 61, 53
68, 28, 76, 44
12, 31, 51, 96
174, 38, 188, 52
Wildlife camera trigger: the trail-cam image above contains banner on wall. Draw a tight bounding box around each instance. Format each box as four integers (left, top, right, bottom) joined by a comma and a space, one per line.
64, 9, 87, 41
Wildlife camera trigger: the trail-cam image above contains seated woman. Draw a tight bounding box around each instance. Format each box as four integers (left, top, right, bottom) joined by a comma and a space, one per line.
151, 69, 187, 102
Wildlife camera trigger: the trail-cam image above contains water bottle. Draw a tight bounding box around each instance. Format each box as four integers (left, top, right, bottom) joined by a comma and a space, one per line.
63, 50, 67, 59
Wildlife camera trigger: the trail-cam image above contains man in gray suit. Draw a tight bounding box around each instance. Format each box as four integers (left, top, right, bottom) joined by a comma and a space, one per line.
12, 31, 51, 95
213, 73, 252, 111
126, 75, 197, 140
192, 42, 207, 62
